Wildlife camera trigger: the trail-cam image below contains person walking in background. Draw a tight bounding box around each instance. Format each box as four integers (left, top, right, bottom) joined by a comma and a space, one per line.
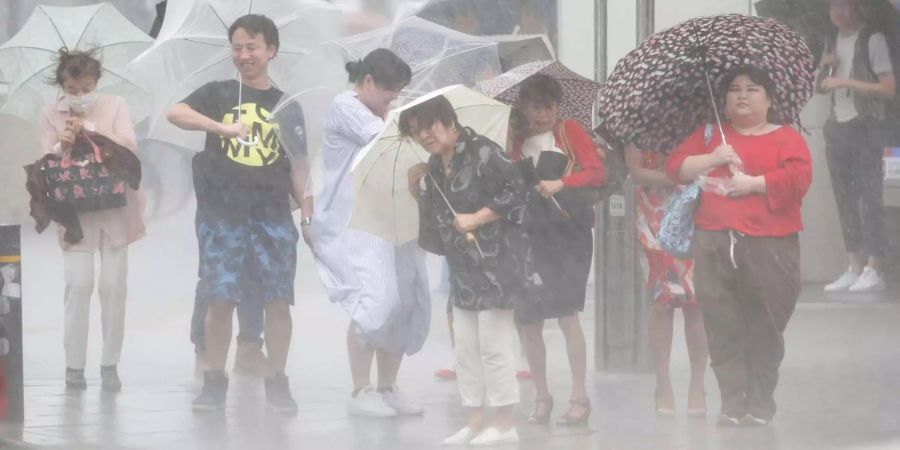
667, 66, 812, 426
38, 49, 146, 392
405, 95, 529, 446
507, 74, 604, 426
625, 144, 708, 417
819, 0, 896, 293
167, 14, 306, 413
309, 49, 427, 418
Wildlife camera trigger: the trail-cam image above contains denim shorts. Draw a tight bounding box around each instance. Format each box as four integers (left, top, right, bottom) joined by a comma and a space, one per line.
195, 214, 298, 306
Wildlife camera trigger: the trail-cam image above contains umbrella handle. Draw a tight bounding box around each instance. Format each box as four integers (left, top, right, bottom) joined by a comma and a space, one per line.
703, 70, 728, 146
237, 136, 259, 146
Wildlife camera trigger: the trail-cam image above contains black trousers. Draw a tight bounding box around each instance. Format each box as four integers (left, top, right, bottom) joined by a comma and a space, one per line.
692, 230, 801, 420
823, 117, 887, 258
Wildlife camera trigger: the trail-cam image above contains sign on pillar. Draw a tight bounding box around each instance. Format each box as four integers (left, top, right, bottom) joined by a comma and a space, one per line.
0, 225, 23, 422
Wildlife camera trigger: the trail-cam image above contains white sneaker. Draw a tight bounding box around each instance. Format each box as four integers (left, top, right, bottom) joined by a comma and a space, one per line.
347, 386, 397, 418
824, 268, 860, 292
442, 426, 479, 446
381, 385, 424, 415
848, 267, 886, 293
469, 427, 519, 446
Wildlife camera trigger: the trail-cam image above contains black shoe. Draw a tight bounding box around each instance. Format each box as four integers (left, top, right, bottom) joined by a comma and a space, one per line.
66, 368, 87, 390
193, 371, 228, 411
101, 365, 121, 392
265, 373, 298, 415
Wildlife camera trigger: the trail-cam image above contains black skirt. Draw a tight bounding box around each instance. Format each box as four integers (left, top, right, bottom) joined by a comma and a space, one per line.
516, 220, 593, 324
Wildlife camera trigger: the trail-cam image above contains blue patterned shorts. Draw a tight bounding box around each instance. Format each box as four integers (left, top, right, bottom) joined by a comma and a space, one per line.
195, 214, 298, 306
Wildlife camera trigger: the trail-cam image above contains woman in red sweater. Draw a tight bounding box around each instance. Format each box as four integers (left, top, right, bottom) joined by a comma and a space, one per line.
508, 74, 606, 426
666, 65, 812, 426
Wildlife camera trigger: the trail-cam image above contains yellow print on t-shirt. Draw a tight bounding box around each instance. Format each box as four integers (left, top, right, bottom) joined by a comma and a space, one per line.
220, 102, 281, 167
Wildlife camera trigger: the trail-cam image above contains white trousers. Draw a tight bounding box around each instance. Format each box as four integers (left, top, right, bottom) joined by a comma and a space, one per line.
63, 236, 128, 370
452, 307, 519, 408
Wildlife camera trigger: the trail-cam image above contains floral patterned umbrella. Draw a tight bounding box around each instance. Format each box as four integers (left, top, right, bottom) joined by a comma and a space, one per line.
596, 14, 816, 154
476, 60, 600, 131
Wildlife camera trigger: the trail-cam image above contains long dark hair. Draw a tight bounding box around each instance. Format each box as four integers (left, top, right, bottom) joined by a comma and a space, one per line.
345, 48, 412, 91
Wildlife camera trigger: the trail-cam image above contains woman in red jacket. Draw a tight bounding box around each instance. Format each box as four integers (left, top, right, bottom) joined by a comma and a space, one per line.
666, 65, 812, 426
508, 74, 606, 426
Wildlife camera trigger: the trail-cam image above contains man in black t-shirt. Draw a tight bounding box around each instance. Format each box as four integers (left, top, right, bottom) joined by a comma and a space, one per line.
168, 14, 311, 414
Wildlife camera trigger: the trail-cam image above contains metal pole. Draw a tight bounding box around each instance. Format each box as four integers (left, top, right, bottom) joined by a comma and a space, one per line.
631, 0, 655, 371
593, 0, 608, 371
0, 225, 23, 422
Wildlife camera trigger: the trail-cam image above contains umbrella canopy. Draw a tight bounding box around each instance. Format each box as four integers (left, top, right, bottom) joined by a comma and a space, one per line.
755, 0, 832, 63
0, 3, 153, 123
476, 60, 599, 132
349, 85, 510, 244
129, 0, 344, 151
596, 14, 816, 154
487, 34, 555, 72
325, 16, 502, 103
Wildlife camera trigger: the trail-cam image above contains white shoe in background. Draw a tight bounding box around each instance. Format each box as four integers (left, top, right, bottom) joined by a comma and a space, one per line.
469, 427, 518, 446
442, 427, 479, 446
381, 385, 424, 415
848, 267, 886, 293
824, 268, 860, 292
347, 386, 397, 418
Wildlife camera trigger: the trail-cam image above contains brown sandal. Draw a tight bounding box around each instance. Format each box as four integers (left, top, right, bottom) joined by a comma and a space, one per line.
556, 398, 591, 426
527, 397, 554, 424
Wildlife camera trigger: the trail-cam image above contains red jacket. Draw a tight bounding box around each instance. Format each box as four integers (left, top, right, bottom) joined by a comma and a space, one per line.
509, 119, 606, 187
666, 124, 812, 237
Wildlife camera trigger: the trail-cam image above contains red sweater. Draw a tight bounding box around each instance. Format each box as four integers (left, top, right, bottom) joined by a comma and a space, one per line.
509, 119, 606, 187
665, 124, 812, 237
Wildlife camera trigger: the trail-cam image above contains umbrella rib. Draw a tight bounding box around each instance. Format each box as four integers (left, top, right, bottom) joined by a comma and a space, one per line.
38, 5, 69, 50
391, 139, 403, 244
73, 3, 104, 52
182, 38, 228, 48
206, 3, 229, 33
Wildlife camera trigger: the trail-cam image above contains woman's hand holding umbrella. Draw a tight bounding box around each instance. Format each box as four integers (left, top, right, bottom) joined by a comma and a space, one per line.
535, 179, 564, 199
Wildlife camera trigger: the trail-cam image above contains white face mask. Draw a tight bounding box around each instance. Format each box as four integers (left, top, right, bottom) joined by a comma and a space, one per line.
65, 92, 97, 113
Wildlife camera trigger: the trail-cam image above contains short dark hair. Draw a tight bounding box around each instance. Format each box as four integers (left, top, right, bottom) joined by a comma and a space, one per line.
721, 65, 776, 98
345, 48, 412, 90
52, 48, 102, 86
398, 95, 460, 137
721, 65, 778, 120
229, 14, 279, 53
517, 73, 563, 108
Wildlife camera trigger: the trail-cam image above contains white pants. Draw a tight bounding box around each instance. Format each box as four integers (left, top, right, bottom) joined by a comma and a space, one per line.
452, 307, 519, 408
63, 237, 128, 370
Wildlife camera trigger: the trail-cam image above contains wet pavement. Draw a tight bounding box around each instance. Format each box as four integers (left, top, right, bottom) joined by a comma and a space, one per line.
2, 209, 900, 449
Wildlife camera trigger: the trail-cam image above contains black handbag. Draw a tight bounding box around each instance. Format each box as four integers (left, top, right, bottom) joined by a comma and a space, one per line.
40, 133, 127, 213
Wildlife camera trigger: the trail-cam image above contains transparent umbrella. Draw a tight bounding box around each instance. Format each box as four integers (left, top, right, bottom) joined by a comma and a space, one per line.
128, 0, 345, 151
325, 16, 502, 103
0, 2, 153, 123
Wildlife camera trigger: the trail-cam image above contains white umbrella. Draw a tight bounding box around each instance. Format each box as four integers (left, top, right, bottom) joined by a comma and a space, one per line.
0, 3, 153, 123
128, 0, 345, 151
325, 16, 502, 103
349, 84, 510, 245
